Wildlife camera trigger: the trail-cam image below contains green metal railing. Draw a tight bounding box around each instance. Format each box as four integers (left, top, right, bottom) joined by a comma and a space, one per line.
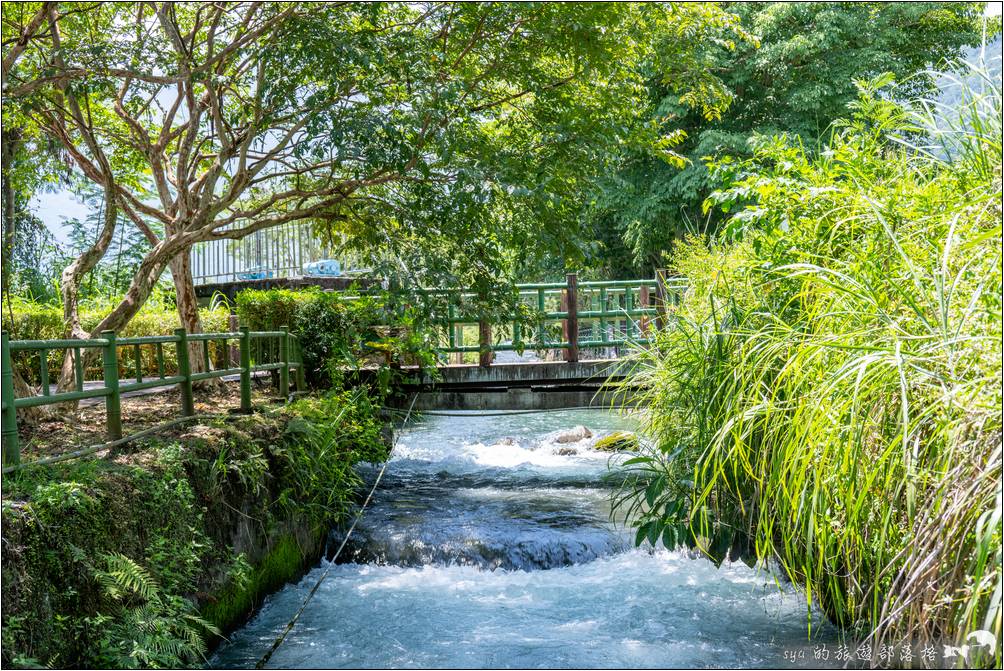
1, 326, 305, 467
418, 271, 686, 366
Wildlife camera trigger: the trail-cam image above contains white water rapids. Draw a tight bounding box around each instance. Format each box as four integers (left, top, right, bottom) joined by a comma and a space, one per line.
210, 409, 837, 669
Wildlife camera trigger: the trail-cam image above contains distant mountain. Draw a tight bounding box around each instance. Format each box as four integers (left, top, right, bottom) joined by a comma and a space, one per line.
935, 34, 1002, 107
922, 33, 1002, 159
963, 33, 1003, 75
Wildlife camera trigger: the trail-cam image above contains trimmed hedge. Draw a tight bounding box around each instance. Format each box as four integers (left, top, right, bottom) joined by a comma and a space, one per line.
6, 295, 230, 384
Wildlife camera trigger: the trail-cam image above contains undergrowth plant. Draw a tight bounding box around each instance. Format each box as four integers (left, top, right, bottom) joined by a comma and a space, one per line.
82, 551, 220, 668
275, 389, 389, 529
1, 386, 390, 668
616, 69, 1002, 663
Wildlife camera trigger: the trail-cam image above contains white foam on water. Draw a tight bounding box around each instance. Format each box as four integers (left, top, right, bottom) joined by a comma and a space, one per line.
210, 410, 836, 669
213, 548, 826, 669
389, 409, 637, 474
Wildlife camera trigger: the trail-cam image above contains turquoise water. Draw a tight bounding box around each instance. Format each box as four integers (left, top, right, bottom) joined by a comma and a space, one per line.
210, 410, 835, 669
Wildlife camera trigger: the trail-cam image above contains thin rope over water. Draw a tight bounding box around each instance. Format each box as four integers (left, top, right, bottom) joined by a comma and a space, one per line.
253, 393, 419, 670
380, 405, 637, 417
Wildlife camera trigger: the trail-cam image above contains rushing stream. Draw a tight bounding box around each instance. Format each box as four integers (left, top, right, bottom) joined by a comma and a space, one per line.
211, 410, 837, 669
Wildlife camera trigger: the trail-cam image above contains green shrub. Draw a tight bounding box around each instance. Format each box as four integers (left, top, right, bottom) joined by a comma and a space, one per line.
235, 288, 438, 391
231, 288, 306, 334
617, 73, 1002, 659
4, 295, 65, 341
273, 389, 389, 525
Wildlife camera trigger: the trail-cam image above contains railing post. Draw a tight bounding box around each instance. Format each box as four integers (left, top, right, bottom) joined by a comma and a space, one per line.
476, 288, 493, 368
565, 273, 578, 363
279, 326, 290, 398
202, 337, 212, 374
625, 287, 634, 342
101, 330, 122, 441
239, 326, 252, 412
74, 347, 84, 392
175, 328, 195, 416
447, 302, 462, 365
560, 289, 568, 359
639, 284, 651, 336
228, 313, 240, 367
155, 343, 165, 379
293, 336, 306, 391
39, 349, 49, 396
451, 323, 464, 365
655, 268, 669, 330
1, 332, 20, 466
133, 343, 143, 384
214, 336, 226, 371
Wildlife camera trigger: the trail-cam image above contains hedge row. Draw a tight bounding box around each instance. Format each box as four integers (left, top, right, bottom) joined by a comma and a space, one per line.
7, 288, 439, 389
6, 296, 230, 384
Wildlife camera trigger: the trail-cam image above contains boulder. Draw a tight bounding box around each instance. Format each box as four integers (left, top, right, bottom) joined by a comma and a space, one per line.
555, 447, 578, 456
593, 431, 640, 452
553, 425, 593, 444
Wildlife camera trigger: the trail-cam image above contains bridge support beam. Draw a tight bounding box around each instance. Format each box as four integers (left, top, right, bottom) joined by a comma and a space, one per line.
392, 359, 641, 411
408, 387, 638, 411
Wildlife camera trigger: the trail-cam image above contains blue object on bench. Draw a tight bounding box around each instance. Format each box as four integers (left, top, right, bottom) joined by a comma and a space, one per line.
303, 260, 342, 277
237, 266, 274, 281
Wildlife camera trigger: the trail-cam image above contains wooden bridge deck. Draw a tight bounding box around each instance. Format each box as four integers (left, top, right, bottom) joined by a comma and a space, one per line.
391, 359, 639, 410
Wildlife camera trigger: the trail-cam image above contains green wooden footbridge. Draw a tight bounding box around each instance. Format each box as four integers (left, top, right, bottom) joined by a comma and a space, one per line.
398, 272, 685, 410
1, 271, 686, 466
414, 271, 684, 365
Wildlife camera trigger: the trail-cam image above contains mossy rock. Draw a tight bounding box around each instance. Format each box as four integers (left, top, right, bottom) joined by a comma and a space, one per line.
593, 431, 640, 452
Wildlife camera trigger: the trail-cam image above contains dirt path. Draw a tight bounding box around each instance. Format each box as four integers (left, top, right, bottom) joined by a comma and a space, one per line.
15, 376, 285, 461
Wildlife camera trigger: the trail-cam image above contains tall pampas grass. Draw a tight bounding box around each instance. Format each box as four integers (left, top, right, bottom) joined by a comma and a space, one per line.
614, 66, 1002, 666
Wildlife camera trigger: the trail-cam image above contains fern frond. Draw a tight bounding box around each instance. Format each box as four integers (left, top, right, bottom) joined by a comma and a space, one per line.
97, 553, 160, 603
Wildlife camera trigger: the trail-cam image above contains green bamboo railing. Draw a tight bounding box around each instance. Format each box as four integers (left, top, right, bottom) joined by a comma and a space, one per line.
417, 271, 686, 366
1, 326, 304, 467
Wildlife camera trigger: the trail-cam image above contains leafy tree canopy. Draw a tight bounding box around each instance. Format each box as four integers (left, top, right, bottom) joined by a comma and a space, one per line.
584, 1, 988, 278
2, 1, 750, 310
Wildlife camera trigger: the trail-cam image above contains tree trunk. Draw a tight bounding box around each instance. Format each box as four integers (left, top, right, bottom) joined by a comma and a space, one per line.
54, 237, 181, 392
169, 251, 208, 375
60, 196, 117, 338
0, 128, 44, 425
53, 190, 120, 401
10, 364, 45, 427
51, 231, 215, 401
1, 127, 21, 303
